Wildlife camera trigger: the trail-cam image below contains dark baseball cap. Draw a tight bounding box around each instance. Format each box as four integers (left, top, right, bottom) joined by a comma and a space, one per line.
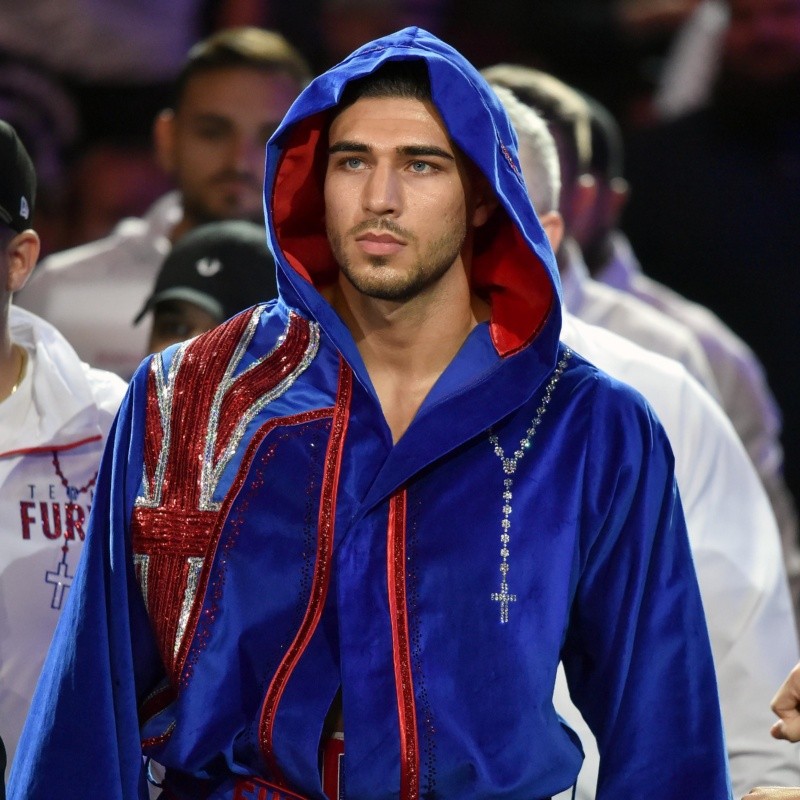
0, 120, 36, 233
134, 220, 279, 324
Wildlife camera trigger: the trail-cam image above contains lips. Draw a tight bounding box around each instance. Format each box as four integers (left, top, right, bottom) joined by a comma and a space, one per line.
355, 232, 406, 256
357, 233, 403, 243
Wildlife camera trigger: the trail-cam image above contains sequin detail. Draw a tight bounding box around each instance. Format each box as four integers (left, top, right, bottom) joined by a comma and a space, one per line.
488, 348, 572, 623
259, 358, 353, 785
179, 411, 333, 691
388, 490, 420, 800
140, 344, 187, 508
131, 308, 319, 682
175, 557, 203, 659
133, 554, 150, 607
201, 309, 320, 511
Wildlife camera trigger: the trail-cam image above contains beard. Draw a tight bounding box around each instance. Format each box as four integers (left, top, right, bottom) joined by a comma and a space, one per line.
327, 218, 467, 302
181, 171, 265, 226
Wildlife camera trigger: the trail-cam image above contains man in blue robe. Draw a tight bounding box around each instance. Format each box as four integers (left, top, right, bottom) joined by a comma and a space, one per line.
9, 28, 732, 800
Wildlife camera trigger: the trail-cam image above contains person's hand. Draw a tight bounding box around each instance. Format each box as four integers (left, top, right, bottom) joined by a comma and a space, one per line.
743, 789, 800, 798
771, 663, 800, 742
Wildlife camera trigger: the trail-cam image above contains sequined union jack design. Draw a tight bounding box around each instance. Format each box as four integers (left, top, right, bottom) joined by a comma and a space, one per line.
131, 307, 319, 681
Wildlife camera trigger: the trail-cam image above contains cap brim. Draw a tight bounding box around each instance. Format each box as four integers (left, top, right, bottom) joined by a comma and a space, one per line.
132, 287, 225, 326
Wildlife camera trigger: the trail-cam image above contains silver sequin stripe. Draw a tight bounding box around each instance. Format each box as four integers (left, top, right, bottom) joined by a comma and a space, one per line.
199, 311, 321, 510
174, 556, 204, 659
137, 342, 189, 508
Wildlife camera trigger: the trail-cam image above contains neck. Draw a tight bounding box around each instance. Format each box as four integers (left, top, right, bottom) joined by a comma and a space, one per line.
0, 325, 25, 402
331, 264, 489, 443
583, 233, 615, 276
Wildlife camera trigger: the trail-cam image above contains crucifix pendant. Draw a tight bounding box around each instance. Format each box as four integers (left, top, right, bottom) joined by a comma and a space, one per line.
491, 578, 517, 624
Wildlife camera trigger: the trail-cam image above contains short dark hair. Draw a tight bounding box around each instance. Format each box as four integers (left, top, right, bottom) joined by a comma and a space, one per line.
173, 27, 312, 109
336, 59, 432, 113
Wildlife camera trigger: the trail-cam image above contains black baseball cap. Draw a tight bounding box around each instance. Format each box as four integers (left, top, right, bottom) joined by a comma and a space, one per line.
0, 120, 36, 233
134, 220, 279, 324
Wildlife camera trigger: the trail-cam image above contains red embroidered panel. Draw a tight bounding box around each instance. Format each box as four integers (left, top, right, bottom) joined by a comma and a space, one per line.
132, 310, 315, 682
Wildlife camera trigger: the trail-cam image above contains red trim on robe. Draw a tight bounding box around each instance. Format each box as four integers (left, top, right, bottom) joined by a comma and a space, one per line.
388, 490, 420, 800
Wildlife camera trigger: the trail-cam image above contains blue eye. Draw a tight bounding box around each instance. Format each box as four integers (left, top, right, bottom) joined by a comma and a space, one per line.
346, 157, 364, 169
410, 161, 430, 173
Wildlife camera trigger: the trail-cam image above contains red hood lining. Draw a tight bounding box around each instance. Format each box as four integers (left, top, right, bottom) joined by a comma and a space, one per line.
271, 113, 554, 357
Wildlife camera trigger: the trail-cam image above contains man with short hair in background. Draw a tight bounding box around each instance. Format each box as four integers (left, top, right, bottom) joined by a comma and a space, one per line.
17, 27, 311, 379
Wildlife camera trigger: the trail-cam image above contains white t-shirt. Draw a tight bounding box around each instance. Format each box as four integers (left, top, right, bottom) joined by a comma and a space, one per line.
0, 308, 127, 775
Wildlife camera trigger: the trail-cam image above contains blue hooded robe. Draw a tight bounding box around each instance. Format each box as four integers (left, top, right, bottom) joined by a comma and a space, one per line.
9, 27, 731, 800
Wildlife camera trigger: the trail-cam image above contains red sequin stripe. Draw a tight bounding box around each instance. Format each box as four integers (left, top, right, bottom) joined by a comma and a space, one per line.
259, 358, 353, 784
131, 313, 252, 673
388, 490, 420, 800
141, 721, 176, 750
214, 316, 311, 463
134, 509, 217, 555
161, 310, 255, 506
138, 682, 176, 728
143, 361, 163, 497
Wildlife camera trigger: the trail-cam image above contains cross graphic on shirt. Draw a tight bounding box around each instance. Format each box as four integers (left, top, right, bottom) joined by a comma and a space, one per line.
45, 557, 74, 610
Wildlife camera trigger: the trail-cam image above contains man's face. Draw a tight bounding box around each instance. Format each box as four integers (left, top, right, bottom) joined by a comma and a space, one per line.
725, 0, 800, 82
158, 67, 301, 226
324, 95, 479, 303
148, 299, 219, 353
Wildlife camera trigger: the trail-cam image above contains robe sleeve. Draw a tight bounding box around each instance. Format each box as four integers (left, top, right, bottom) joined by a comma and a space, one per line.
561, 383, 732, 800
8, 359, 165, 800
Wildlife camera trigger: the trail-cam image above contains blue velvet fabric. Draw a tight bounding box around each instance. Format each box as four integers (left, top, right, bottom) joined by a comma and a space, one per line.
9, 28, 731, 800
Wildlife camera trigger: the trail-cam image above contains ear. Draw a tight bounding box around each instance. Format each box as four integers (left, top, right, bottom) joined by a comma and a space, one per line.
570, 173, 597, 228
564, 172, 599, 250
538, 210, 565, 253
153, 110, 178, 174
608, 176, 629, 225
470, 173, 500, 229
6, 230, 40, 293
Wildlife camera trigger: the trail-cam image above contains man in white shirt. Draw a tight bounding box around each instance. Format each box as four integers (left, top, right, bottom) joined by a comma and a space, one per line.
0, 119, 127, 778
490, 81, 800, 799
17, 27, 311, 379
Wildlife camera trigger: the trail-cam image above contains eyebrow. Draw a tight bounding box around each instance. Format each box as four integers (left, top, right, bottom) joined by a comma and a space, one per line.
328, 141, 455, 161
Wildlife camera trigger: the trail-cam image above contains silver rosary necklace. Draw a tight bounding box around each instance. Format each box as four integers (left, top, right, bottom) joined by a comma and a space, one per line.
488, 348, 571, 623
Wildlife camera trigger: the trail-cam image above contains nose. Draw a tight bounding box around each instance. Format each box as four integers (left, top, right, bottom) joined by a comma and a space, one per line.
363, 162, 401, 216
231, 133, 265, 177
